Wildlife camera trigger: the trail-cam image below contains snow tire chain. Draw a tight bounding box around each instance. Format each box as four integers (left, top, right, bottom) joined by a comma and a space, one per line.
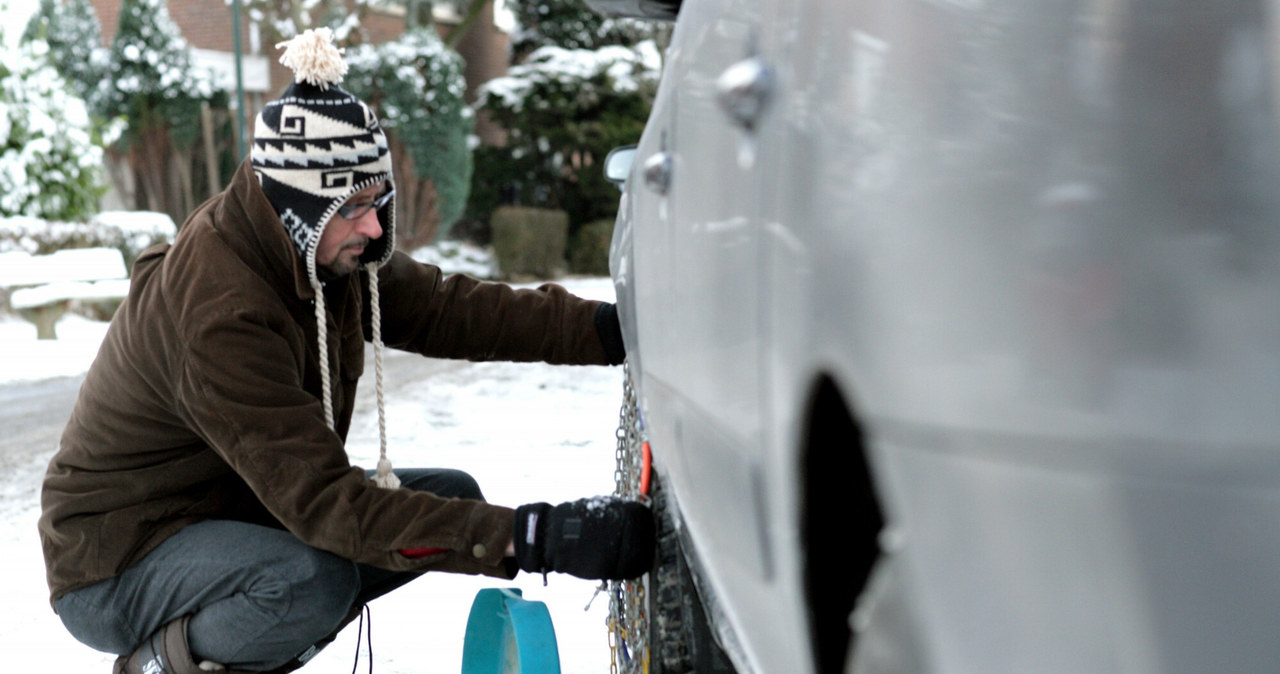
607, 364, 650, 674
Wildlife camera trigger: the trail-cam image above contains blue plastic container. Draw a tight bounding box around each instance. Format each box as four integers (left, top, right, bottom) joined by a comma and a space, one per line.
460, 588, 561, 674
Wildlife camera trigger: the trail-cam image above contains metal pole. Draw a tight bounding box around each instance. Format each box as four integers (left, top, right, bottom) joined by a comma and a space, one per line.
407, 0, 420, 30
231, 0, 247, 160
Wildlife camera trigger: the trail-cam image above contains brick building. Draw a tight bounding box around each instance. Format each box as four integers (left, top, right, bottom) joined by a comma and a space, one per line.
87, 0, 511, 149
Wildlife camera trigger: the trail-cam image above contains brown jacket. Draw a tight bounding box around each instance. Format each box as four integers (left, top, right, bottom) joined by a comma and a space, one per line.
38, 161, 611, 606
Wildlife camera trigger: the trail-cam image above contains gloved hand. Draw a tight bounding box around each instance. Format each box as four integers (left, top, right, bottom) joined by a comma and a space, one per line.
594, 303, 626, 365
514, 496, 654, 580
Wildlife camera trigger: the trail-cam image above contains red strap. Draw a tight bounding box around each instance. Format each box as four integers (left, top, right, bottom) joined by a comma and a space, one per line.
399, 547, 447, 559
640, 441, 652, 496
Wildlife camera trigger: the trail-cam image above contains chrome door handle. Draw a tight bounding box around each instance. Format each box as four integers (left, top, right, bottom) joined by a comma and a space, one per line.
716, 56, 774, 131
643, 151, 673, 195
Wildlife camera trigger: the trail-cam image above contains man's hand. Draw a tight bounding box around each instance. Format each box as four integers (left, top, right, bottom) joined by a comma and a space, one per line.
594, 303, 626, 365
514, 497, 654, 580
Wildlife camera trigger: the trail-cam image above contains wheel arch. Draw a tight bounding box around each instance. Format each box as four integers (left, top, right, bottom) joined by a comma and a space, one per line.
799, 373, 885, 674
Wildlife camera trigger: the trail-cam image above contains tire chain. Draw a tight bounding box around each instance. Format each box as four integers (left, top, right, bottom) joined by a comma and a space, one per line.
608, 365, 737, 674
608, 364, 650, 674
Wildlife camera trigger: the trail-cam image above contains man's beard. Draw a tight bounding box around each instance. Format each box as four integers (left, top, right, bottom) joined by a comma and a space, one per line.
318, 242, 368, 280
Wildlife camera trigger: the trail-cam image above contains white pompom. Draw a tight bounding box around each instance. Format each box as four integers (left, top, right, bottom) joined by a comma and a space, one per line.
276, 27, 348, 89
374, 456, 401, 489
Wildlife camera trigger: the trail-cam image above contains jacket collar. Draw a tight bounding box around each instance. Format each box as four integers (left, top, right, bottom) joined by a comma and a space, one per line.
218, 158, 330, 302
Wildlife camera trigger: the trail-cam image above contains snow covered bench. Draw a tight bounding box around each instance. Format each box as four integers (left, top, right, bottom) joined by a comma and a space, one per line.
0, 247, 129, 340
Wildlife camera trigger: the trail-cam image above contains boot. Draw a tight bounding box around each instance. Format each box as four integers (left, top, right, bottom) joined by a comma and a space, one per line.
113, 615, 252, 674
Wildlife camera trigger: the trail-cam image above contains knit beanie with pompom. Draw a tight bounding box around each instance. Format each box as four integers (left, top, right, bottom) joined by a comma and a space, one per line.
250, 27, 400, 489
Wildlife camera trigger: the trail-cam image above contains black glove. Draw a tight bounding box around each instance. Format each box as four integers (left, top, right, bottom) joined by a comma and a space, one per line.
594, 302, 626, 365
514, 497, 654, 580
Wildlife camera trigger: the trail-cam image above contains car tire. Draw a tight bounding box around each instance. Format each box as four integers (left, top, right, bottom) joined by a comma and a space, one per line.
647, 470, 737, 674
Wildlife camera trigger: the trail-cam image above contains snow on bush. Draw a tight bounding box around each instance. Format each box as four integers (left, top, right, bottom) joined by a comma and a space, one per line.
0, 40, 107, 221
479, 42, 660, 113
0, 211, 176, 263
471, 41, 659, 229
21, 0, 111, 110
508, 0, 661, 62
100, 0, 219, 151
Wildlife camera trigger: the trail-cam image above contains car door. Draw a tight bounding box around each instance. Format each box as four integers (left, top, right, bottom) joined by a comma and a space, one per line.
624, 0, 784, 666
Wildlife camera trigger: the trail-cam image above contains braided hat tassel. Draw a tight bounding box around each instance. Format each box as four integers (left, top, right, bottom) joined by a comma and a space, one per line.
368, 263, 399, 489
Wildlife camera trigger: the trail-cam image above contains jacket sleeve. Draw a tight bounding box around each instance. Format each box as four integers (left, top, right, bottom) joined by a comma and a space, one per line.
368, 251, 612, 365
173, 302, 516, 577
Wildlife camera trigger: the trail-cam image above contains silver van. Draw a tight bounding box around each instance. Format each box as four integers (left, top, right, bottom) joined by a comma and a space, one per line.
595, 1, 1280, 673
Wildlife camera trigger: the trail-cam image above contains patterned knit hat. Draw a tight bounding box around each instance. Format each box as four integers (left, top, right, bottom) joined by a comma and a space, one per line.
251, 28, 400, 489
251, 28, 396, 273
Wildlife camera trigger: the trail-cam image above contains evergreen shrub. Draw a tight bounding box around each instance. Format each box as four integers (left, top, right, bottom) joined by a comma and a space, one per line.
347, 28, 473, 246
568, 218, 614, 276
0, 42, 107, 221
472, 44, 658, 240
491, 206, 568, 280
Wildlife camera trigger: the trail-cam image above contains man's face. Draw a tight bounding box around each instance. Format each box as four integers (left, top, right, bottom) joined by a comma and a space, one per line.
317, 182, 387, 277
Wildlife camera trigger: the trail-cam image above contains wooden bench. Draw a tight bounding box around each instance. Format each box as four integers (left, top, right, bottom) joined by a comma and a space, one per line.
0, 248, 129, 340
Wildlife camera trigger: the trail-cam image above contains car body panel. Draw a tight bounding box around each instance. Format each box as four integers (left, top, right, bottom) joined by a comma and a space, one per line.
610, 1, 1280, 672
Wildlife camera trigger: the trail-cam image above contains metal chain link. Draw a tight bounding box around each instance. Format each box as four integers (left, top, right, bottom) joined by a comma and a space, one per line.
606, 363, 650, 674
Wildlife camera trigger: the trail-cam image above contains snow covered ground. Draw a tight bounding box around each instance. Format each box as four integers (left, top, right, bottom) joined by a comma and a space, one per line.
0, 271, 628, 673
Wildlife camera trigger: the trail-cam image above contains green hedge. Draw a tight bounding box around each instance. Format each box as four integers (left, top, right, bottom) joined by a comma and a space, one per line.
568, 218, 614, 276
491, 206, 568, 280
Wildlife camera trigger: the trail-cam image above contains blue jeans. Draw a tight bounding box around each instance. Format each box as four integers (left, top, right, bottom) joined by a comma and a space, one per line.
54, 468, 484, 671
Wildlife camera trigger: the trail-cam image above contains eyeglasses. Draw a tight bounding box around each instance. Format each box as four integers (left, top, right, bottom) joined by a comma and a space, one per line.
337, 188, 394, 220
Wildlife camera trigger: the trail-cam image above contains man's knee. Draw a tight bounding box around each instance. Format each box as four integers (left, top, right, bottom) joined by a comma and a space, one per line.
395, 468, 485, 501
226, 549, 360, 638
185, 551, 360, 669
434, 468, 484, 501
281, 550, 360, 624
